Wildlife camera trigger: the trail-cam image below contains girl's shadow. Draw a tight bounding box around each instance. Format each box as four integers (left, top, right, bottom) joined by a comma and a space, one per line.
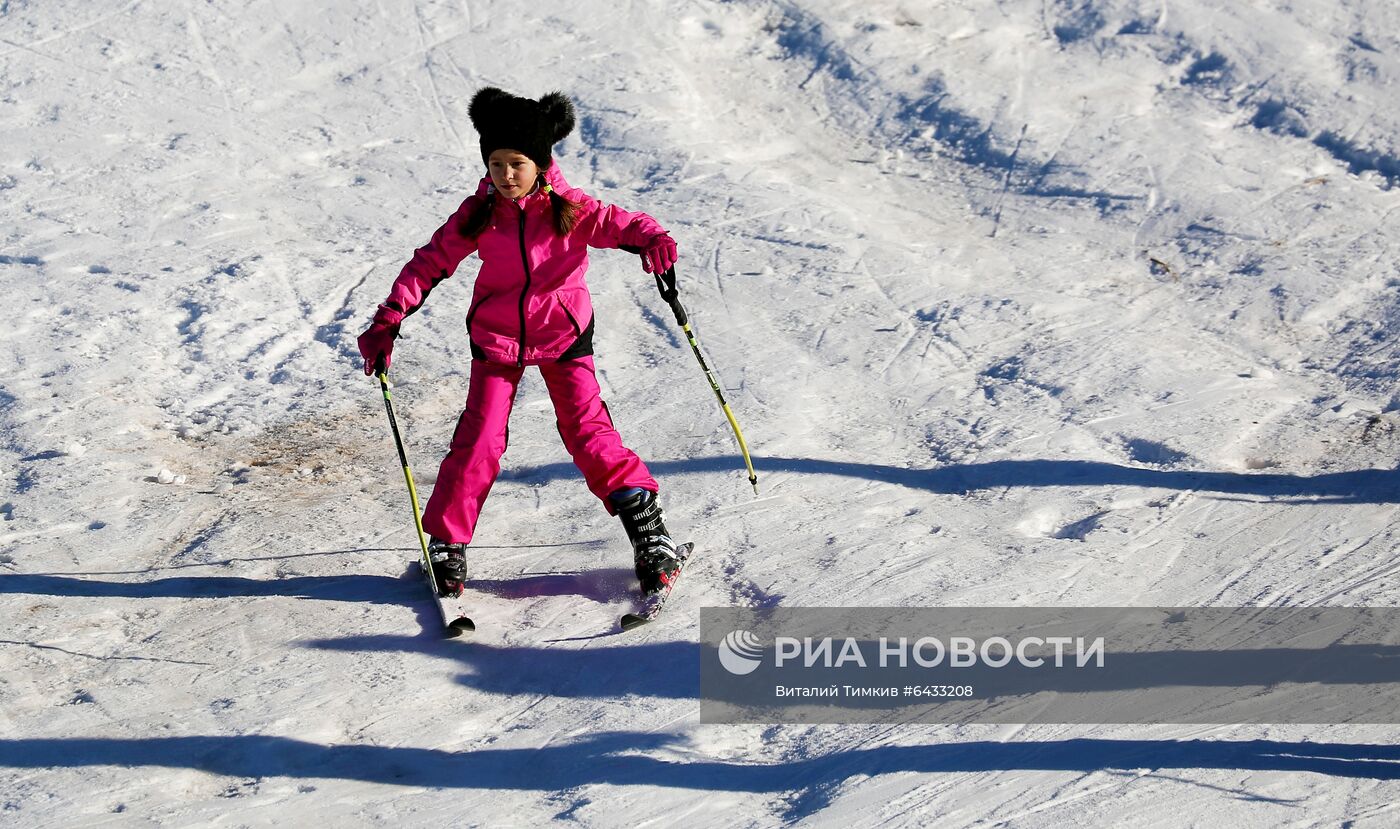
468, 568, 636, 603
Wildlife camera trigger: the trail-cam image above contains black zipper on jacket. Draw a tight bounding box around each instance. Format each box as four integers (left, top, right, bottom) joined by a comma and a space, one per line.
514, 201, 532, 367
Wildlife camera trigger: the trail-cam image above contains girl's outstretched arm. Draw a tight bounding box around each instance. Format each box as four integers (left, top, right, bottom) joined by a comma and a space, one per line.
575, 195, 671, 253
380, 196, 482, 318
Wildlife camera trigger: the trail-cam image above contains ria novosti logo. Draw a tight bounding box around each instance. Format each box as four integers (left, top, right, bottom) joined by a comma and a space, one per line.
718, 630, 764, 675
717, 631, 1108, 675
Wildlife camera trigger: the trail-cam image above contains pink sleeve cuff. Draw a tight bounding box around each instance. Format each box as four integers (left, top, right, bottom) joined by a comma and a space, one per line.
373, 304, 406, 326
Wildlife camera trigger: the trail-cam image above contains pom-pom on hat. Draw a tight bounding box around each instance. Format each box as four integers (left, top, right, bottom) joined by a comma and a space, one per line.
469, 87, 576, 170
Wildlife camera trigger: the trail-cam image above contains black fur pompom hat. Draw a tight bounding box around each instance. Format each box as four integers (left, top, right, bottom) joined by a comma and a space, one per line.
469, 87, 576, 170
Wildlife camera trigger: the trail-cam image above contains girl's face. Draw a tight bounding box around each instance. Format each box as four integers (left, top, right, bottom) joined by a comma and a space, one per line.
488, 149, 540, 199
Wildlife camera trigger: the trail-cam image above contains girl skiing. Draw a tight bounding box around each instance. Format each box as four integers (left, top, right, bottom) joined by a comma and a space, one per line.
357, 88, 682, 599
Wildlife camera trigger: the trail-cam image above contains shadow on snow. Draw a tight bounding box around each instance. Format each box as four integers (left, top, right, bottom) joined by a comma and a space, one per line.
0, 573, 417, 603
304, 637, 699, 699
299, 635, 1400, 703
1, 734, 1398, 806
502, 455, 1400, 504
0, 563, 632, 607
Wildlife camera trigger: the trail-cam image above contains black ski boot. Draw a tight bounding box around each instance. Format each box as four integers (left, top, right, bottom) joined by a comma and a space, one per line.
428, 537, 467, 598
611, 488, 681, 595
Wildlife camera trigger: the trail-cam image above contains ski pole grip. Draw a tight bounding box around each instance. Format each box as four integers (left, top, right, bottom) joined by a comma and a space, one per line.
654, 267, 679, 303
655, 269, 687, 326
621, 245, 687, 325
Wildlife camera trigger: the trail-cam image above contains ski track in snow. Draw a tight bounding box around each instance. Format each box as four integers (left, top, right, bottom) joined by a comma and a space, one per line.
3, 0, 1400, 825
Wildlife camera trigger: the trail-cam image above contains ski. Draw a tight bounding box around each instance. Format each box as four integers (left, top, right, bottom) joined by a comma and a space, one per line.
620, 542, 694, 631
418, 559, 475, 636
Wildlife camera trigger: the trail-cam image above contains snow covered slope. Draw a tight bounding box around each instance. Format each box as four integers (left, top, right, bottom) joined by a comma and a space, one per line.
3, 0, 1399, 825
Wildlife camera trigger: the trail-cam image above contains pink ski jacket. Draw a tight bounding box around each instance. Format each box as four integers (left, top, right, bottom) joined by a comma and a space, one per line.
379, 162, 668, 366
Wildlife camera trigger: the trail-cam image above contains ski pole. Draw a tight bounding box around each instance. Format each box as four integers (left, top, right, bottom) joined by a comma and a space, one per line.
651, 264, 760, 496
374, 364, 440, 592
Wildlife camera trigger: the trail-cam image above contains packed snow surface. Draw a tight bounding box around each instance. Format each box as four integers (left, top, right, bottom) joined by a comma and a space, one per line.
3, 0, 1400, 825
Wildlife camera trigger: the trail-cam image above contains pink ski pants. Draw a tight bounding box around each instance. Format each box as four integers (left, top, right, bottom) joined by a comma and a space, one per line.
420, 356, 657, 544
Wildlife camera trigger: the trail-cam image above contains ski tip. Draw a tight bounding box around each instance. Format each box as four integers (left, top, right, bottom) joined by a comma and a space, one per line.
448, 617, 476, 636
619, 614, 649, 631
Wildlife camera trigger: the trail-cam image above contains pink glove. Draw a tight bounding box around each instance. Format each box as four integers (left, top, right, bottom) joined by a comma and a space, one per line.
357, 305, 404, 376
640, 233, 678, 275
